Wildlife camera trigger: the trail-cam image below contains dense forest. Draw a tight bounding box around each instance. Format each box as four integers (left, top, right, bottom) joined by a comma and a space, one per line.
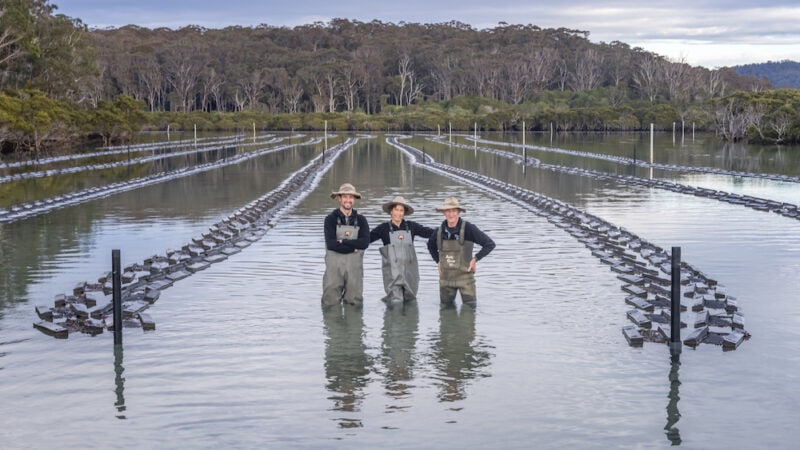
2, 0, 800, 156
734, 60, 800, 89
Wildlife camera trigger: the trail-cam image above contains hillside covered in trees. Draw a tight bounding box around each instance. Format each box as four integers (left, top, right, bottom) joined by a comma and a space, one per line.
2, 0, 799, 155
733, 60, 800, 89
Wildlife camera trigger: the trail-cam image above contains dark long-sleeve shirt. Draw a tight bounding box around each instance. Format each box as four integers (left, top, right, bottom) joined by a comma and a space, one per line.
427, 218, 495, 263
324, 208, 370, 254
369, 219, 435, 246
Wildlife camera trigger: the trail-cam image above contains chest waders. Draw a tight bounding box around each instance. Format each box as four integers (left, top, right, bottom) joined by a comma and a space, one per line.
379, 222, 420, 304
437, 221, 477, 307
322, 223, 364, 306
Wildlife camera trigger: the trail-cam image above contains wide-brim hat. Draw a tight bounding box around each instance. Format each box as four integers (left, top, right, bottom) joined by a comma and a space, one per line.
382, 196, 414, 215
330, 183, 362, 199
435, 196, 466, 212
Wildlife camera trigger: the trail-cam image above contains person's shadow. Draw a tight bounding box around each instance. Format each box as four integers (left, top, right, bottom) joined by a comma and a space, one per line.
322, 305, 372, 428
380, 301, 420, 413
428, 305, 493, 403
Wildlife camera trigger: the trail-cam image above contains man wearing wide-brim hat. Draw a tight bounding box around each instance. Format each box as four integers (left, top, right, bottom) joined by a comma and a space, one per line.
369, 195, 435, 305
427, 196, 495, 308
322, 183, 370, 307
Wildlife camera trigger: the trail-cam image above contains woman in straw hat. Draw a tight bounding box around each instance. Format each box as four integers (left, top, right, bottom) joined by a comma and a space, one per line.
369, 196, 435, 304
427, 196, 495, 308
322, 183, 370, 307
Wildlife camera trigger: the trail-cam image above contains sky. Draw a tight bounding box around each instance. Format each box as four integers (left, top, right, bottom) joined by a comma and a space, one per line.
52, 0, 800, 69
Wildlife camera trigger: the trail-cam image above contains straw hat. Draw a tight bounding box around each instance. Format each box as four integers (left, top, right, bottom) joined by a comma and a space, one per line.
435, 196, 466, 212
382, 196, 415, 215
330, 183, 362, 199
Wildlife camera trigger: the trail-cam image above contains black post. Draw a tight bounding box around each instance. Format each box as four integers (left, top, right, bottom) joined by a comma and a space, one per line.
670, 246, 681, 356
112, 249, 122, 345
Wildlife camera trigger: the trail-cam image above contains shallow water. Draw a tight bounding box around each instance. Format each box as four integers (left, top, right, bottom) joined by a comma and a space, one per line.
1, 133, 799, 448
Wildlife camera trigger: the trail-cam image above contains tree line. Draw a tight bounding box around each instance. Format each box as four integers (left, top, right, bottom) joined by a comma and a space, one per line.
1, 0, 799, 156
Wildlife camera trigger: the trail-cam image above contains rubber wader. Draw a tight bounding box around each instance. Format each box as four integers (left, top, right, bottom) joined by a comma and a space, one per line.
379, 223, 420, 304
322, 223, 364, 306
437, 221, 476, 306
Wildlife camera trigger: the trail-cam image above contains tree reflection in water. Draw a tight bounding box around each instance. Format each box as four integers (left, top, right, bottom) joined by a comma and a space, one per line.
322, 304, 372, 428
428, 305, 493, 403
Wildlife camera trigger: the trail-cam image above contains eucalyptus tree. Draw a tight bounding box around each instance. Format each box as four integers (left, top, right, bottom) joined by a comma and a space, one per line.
526, 46, 556, 95
663, 56, 692, 104
0, 1, 29, 74
633, 52, 662, 102
161, 28, 205, 112
0, 0, 93, 100
504, 57, 531, 104
352, 44, 384, 114
135, 54, 165, 111
339, 60, 365, 112
199, 66, 223, 112
570, 48, 604, 92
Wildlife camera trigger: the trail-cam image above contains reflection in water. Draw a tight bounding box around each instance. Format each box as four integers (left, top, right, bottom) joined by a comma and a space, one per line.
665, 355, 682, 445
322, 305, 371, 428
113, 344, 126, 419
428, 306, 493, 403
380, 301, 419, 414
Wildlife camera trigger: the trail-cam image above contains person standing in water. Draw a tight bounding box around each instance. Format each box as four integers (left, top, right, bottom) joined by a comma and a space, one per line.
322, 183, 370, 307
369, 196, 434, 305
427, 196, 495, 308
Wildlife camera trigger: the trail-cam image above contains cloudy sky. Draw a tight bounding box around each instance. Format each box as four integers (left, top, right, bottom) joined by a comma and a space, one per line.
53, 0, 799, 69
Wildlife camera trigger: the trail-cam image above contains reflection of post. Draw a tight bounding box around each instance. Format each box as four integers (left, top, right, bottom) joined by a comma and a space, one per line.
114, 344, 127, 419
429, 306, 492, 402
322, 305, 370, 428
381, 302, 419, 406
664, 356, 682, 445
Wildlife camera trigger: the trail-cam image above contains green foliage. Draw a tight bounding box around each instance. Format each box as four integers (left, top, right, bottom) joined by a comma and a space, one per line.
85, 94, 146, 145
734, 60, 800, 88
1, 1, 95, 100
2, 7, 800, 148
0, 88, 74, 154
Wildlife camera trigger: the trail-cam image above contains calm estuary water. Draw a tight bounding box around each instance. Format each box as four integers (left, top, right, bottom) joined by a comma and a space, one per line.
1, 132, 799, 448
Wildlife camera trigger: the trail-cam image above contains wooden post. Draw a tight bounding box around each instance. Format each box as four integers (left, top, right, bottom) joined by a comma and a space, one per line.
681, 121, 685, 144
672, 122, 676, 144
522, 120, 526, 166
650, 123, 654, 165
112, 249, 122, 346
253, 122, 256, 142
474, 122, 477, 156
670, 247, 682, 356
